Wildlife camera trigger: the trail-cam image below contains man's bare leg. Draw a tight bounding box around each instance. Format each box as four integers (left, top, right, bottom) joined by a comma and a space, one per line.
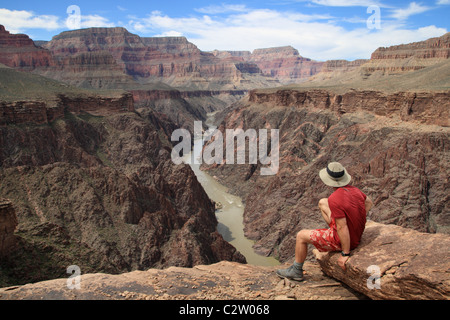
295, 229, 313, 264
276, 199, 332, 281
276, 229, 312, 281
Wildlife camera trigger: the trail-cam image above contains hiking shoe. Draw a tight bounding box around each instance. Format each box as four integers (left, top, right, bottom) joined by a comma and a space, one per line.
276, 265, 304, 281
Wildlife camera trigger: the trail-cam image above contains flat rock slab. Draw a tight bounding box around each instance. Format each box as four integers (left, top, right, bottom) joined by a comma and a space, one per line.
0, 261, 366, 300
315, 221, 450, 300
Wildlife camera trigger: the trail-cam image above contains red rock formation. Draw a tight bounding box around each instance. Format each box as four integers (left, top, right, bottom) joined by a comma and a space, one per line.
58, 92, 134, 116
40, 27, 269, 90
363, 32, 450, 73
319, 59, 368, 73
248, 89, 450, 126
247, 46, 324, 83
0, 25, 328, 90
38, 51, 135, 89
0, 93, 134, 125
0, 25, 55, 69
371, 32, 450, 60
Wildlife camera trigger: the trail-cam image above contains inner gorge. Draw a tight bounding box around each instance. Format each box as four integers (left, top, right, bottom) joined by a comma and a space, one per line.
184, 112, 279, 266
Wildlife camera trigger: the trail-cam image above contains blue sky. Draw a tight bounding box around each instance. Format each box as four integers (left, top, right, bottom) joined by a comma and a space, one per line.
1, 1, 449, 60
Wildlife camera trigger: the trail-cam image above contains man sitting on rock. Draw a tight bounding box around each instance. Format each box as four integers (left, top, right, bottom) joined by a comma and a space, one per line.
276, 162, 373, 281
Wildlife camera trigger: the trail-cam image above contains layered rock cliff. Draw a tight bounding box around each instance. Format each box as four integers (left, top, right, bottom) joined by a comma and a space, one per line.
367, 32, 450, 73
304, 32, 450, 91
0, 25, 55, 70
202, 33, 449, 264
212, 46, 324, 84
130, 88, 247, 132
37, 27, 274, 90
0, 92, 134, 126
247, 46, 324, 83
0, 25, 327, 92
38, 51, 136, 89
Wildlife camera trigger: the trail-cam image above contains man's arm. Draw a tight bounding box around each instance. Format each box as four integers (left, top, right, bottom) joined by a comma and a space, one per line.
335, 217, 350, 254
335, 217, 351, 271
365, 196, 373, 213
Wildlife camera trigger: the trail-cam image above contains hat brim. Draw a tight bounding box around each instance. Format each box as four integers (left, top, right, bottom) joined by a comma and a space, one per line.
319, 167, 351, 187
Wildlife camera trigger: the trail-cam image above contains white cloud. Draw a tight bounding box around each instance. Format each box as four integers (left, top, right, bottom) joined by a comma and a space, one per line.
154, 30, 184, 37
436, 0, 450, 4
0, 9, 61, 33
0, 8, 115, 34
390, 2, 432, 20
195, 4, 248, 14
126, 8, 447, 61
79, 15, 115, 28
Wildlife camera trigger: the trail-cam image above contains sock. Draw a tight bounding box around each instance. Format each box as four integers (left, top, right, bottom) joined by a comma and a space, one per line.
293, 261, 303, 271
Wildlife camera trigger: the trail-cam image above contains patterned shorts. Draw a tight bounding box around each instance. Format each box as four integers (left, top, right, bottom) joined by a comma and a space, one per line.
309, 219, 342, 252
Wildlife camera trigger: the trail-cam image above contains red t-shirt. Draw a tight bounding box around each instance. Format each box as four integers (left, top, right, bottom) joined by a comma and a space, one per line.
328, 185, 367, 250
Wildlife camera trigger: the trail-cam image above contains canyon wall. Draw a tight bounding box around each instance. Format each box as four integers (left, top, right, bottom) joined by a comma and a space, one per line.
130, 88, 247, 132
37, 27, 272, 90
248, 46, 324, 83
248, 89, 449, 126
0, 93, 134, 126
360, 32, 450, 75
0, 25, 54, 69
0, 25, 326, 92
0, 93, 244, 287
213, 46, 324, 84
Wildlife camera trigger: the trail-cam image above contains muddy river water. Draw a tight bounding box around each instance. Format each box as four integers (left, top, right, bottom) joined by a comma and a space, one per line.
182, 113, 279, 266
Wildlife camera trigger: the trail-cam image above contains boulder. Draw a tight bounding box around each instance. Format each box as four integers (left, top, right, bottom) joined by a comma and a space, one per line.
314, 221, 450, 300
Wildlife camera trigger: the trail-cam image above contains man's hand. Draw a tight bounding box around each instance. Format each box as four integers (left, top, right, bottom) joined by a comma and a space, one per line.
337, 255, 349, 271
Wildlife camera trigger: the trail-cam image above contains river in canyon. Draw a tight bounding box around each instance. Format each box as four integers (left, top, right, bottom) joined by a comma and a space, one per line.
182, 113, 279, 266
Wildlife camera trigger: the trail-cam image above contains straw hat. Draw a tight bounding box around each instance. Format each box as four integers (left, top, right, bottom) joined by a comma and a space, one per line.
319, 162, 351, 187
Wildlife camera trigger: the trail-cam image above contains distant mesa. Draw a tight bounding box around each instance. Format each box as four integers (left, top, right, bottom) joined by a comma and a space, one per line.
1, 24, 448, 93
